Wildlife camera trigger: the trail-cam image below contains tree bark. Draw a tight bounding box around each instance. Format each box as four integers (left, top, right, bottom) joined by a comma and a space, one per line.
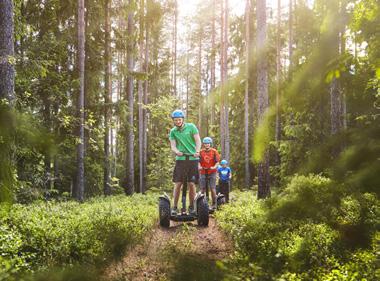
288, 0, 293, 73
220, 0, 225, 157
224, 0, 230, 162
143, 21, 149, 191
138, 0, 145, 193
173, 0, 177, 96
125, 0, 135, 195
257, 0, 270, 199
210, 0, 216, 127
198, 29, 202, 131
104, 0, 112, 196
0, 0, 15, 103
275, 0, 281, 163
244, 0, 251, 188
76, 0, 86, 201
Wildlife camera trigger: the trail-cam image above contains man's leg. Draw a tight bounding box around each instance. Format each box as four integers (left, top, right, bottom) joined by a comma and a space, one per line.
173, 182, 182, 208
188, 182, 196, 206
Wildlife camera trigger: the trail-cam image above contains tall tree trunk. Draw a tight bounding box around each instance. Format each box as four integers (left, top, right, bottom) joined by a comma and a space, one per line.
0, 0, 15, 103
210, 0, 216, 127
340, 2, 347, 130
256, 0, 270, 199
224, 0, 230, 162
173, 0, 177, 96
125, 0, 135, 195
76, 0, 86, 201
244, 0, 251, 188
143, 22, 149, 191
104, 0, 112, 196
288, 0, 293, 73
220, 0, 225, 157
138, 0, 145, 193
186, 52, 189, 115
275, 0, 281, 163
330, 2, 343, 137
198, 29, 202, 132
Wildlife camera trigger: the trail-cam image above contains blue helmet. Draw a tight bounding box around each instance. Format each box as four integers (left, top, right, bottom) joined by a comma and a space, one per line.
171, 109, 185, 119
202, 137, 213, 144
220, 159, 228, 165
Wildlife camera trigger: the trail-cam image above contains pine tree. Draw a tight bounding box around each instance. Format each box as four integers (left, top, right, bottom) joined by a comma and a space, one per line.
0, 0, 15, 103
76, 0, 86, 201
256, 0, 270, 199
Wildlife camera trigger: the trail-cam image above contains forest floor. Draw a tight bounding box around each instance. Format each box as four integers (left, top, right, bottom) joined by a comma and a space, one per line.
105, 217, 233, 281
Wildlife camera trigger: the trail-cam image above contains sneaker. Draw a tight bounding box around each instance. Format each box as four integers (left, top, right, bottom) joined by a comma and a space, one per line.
188, 206, 196, 215
171, 207, 178, 216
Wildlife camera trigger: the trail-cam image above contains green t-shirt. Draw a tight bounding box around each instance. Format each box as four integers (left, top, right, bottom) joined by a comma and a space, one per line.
169, 123, 199, 160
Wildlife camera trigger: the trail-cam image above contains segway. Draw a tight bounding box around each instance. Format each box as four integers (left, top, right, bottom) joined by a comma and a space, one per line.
158, 154, 209, 228
202, 168, 225, 213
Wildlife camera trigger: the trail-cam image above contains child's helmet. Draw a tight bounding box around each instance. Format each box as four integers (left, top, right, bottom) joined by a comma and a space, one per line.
202, 137, 213, 144
171, 109, 185, 118
220, 160, 228, 165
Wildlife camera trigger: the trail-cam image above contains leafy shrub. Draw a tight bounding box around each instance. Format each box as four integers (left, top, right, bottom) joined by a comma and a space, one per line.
0, 194, 157, 280
216, 175, 379, 280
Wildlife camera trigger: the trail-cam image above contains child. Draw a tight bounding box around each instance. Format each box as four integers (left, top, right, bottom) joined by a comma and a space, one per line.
217, 160, 232, 203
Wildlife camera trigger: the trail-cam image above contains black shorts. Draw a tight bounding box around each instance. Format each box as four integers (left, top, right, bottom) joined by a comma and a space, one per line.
172, 160, 199, 183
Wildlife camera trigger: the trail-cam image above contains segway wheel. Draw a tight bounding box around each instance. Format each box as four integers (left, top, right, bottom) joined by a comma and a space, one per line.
159, 198, 170, 228
197, 198, 209, 226
217, 196, 226, 209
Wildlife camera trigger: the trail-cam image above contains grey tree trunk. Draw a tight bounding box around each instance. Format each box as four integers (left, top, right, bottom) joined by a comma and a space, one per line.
186, 52, 189, 115
76, 0, 86, 201
288, 0, 293, 72
244, 0, 251, 188
143, 23, 149, 191
330, 2, 344, 136
220, 0, 225, 157
138, 0, 145, 193
257, 0, 270, 199
173, 0, 177, 96
0, 0, 15, 103
198, 30, 202, 131
224, 0, 230, 162
330, 77, 343, 135
104, 0, 112, 196
125, 0, 135, 195
275, 0, 281, 163
210, 0, 216, 127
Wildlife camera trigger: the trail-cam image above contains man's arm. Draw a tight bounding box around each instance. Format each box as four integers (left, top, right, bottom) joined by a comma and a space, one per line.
193, 133, 201, 157
170, 139, 182, 156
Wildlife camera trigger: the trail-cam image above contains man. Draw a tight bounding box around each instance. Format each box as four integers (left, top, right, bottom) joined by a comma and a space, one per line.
199, 137, 220, 210
169, 109, 201, 215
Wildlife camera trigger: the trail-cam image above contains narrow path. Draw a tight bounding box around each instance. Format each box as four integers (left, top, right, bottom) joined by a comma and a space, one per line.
106, 218, 233, 281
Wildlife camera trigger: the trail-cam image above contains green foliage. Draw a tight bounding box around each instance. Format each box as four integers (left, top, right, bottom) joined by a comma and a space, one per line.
0, 194, 157, 280
216, 174, 380, 280
145, 95, 179, 190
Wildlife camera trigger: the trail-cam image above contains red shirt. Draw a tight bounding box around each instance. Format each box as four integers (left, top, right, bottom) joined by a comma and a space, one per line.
199, 148, 220, 174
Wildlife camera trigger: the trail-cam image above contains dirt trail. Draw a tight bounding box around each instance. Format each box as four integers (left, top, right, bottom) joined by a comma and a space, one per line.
106, 218, 233, 281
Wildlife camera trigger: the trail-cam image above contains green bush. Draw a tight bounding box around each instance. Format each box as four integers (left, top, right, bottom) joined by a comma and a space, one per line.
216, 174, 379, 280
0, 194, 157, 280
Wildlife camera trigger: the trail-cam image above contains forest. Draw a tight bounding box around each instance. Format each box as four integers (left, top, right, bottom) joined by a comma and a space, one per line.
0, 0, 379, 280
